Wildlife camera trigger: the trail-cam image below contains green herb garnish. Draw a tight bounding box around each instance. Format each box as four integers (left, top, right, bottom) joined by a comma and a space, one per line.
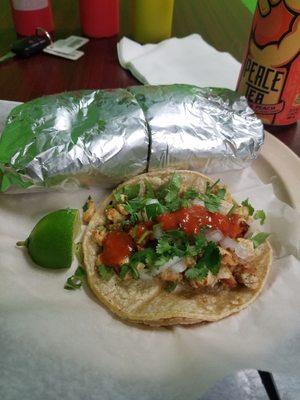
185, 241, 220, 280
114, 191, 123, 203
137, 230, 151, 244
156, 231, 186, 259
145, 180, 155, 198
227, 203, 237, 216
201, 242, 221, 274
120, 264, 129, 280
64, 266, 86, 290
156, 236, 173, 255
97, 264, 114, 280
130, 263, 140, 280
120, 263, 140, 280
82, 195, 91, 212
74, 242, 83, 265
123, 184, 140, 200
165, 281, 178, 292
145, 201, 165, 219
130, 248, 157, 267
159, 173, 182, 206
254, 210, 266, 225
185, 265, 209, 280
194, 231, 207, 252
251, 232, 270, 248
183, 187, 199, 200
241, 198, 254, 216
197, 180, 226, 212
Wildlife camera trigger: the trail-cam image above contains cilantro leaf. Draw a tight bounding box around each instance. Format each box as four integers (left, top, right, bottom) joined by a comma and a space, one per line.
216, 188, 226, 199
156, 236, 172, 255
156, 231, 186, 259
74, 265, 85, 279
165, 281, 178, 292
169, 173, 181, 191
165, 198, 184, 212
82, 195, 91, 212
75, 242, 83, 265
64, 266, 86, 290
145, 180, 155, 198
207, 179, 220, 191
198, 182, 226, 212
130, 263, 140, 280
97, 264, 114, 280
124, 198, 145, 223
201, 197, 220, 212
137, 230, 151, 244
130, 248, 156, 267
114, 191, 123, 203
227, 204, 237, 216
185, 266, 209, 280
241, 198, 254, 216
120, 263, 142, 280
194, 231, 207, 252
123, 184, 140, 200
145, 201, 165, 219
183, 187, 199, 200
185, 244, 197, 257
165, 230, 186, 241
254, 210, 266, 225
160, 173, 182, 204
154, 255, 171, 268
120, 264, 129, 280
251, 232, 270, 248
201, 242, 221, 274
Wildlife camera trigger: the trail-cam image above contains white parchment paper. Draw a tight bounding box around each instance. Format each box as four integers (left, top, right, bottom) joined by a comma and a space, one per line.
1, 166, 300, 400
0, 99, 299, 399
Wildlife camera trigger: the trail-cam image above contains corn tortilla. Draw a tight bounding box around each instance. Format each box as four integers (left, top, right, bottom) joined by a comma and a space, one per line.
83, 170, 272, 326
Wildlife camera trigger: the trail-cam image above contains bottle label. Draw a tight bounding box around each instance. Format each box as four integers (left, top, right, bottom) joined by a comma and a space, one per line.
237, 0, 300, 125
12, 0, 48, 11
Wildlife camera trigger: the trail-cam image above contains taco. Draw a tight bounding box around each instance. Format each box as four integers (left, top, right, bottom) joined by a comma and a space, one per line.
83, 170, 272, 326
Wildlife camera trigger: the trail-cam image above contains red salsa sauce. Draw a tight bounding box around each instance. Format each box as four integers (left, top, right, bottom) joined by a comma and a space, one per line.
101, 231, 135, 269
157, 205, 247, 238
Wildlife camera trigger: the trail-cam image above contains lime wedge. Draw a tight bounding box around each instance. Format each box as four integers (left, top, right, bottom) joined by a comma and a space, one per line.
17, 209, 81, 269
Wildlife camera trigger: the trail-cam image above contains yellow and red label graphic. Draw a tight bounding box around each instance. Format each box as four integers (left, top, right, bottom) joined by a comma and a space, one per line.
237, 0, 300, 125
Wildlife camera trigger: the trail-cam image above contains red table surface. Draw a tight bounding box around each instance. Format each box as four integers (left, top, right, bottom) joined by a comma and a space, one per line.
0, 0, 299, 155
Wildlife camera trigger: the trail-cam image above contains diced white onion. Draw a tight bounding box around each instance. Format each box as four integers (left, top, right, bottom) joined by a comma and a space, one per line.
220, 236, 238, 251
153, 224, 163, 240
145, 198, 159, 205
169, 260, 187, 273
152, 256, 186, 276
220, 237, 254, 261
219, 200, 233, 215
234, 243, 250, 260
192, 199, 205, 207
205, 229, 224, 243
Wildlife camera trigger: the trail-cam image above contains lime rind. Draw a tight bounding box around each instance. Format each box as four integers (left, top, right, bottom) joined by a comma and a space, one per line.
18, 208, 81, 269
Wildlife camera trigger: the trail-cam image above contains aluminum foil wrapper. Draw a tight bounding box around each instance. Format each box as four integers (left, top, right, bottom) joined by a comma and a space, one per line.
0, 90, 149, 192
0, 85, 263, 193
129, 85, 263, 172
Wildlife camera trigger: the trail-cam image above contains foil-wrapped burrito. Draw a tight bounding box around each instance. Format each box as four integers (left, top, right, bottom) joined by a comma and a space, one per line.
0, 85, 263, 193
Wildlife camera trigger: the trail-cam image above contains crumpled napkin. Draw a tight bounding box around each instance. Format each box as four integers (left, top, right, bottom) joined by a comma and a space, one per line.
1, 164, 300, 400
117, 34, 241, 89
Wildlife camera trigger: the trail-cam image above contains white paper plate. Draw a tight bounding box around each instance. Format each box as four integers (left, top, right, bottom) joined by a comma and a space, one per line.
253, 132, 300, 211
